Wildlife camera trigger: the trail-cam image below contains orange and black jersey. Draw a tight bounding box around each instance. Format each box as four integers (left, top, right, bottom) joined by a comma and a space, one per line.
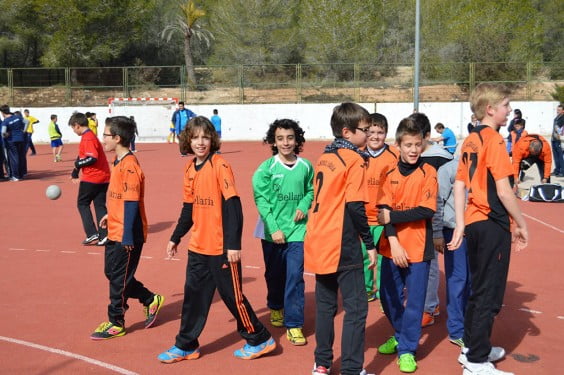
106, 152, 147, 244
377, 160, 437, 263
304, 147, 374, 275
170, 153, 242, 255
365, 144, 399, 225
456, 125, 513, 230
512, 134, 552, 180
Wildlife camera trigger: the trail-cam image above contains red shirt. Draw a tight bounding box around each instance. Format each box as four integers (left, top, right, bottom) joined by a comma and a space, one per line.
79, 130, 110, 184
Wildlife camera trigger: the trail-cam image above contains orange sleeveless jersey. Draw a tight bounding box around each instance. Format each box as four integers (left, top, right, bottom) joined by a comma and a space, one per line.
304, 148, 369, 274
106, 153, 148, 242
183, 154, 238, 255
456, 126, 513, 230
377, 163, 437, 262
365, 145, 399, 225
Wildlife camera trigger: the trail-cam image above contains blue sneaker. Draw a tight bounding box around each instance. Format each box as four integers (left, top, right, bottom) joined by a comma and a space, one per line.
158, 346, 200, 363
233, 337, 276, 360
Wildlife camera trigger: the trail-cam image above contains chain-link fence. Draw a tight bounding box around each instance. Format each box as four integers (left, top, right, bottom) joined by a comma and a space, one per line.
0, 62, 562, 107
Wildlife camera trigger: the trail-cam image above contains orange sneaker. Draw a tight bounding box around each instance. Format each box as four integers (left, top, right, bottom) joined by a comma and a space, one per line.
421, 312, 435, 327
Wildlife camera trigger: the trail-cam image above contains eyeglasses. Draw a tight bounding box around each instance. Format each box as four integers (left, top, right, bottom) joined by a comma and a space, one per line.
103, 133, 114, 137
357, 126, 370, 134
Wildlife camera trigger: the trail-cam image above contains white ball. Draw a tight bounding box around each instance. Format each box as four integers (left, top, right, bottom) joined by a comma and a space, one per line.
46, 185, 62, 200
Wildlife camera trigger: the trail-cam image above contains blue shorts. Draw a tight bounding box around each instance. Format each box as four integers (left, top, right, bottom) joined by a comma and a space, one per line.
51, 139, 63, 147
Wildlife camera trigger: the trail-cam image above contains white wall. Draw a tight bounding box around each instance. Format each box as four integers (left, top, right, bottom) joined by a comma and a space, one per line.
9, 101, 560, 144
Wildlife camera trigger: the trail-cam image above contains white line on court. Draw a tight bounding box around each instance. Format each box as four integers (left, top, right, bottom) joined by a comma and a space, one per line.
36, 249, 51, 252
557, 316, 564, 320
245, 265, 261, 269
0, 335, 138, 375
60, 251, 76, 254
87, 252, 101, 255
518, 308, 542, 314
523, 213, 564, 234
141, 256, 152, 259
8, 248, 26, 251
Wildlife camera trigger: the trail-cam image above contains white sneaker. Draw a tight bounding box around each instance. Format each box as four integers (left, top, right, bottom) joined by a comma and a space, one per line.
359, 370, 375, 375
312, 363, 330, 375
459, 346, 506, 366
462, 361, 514, 375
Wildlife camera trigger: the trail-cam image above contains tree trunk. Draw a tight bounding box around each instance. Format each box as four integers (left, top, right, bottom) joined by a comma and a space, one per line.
184, 32, 196, 88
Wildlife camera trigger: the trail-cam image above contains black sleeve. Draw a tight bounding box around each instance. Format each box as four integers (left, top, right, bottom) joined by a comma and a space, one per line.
74, 156, 97, 169
389, 206, 435, 224
346, 201, 375, 249
223, 196, 243, 250
71, 168, 79, 179
170, 203, 193, 244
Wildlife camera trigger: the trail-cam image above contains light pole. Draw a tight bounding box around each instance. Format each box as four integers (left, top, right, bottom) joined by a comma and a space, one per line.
414, 0, 421, 112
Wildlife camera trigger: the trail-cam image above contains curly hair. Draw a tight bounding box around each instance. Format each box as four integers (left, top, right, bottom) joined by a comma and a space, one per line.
178, 116, 221, 155
263, 118, 306, 155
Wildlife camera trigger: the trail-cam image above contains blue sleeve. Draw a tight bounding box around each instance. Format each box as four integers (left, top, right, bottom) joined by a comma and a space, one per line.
122, 201, 139, 246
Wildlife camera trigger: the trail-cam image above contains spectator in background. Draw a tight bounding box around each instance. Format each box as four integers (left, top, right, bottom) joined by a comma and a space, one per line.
467, 114, 478, 134
508, 119, 527, 157
433, 123, 457, 154
23, 109, 39, 156
211, 109, 222, 138
86, 112, 99, 136
0, 105, 26, 181
551, 104, 564, 177
506, 109, 524, 154
172, 102, 196, 156
512, 134, 552, 191
48, 114, 64, 162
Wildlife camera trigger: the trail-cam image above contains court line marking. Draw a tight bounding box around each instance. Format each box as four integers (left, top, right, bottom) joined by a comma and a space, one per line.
523, 213, 564, 234
0, 335, 138, 375
518, 308, 542, 314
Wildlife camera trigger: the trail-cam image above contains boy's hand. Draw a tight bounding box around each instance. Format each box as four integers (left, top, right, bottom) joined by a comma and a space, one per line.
512, 224, 528, 252
99, 214, 108, 229
433, 237, 445, 254
166, 241, 178, 259
447, 225, 464, 250
367, 249, 376, 269
377, 208, 390, 224
271, 230, 285, 244
293, 209, 305, 222
71, 178, 80, 184
227, 249, 241, 263
390, 242, 409, 268
123, 244, 133, 252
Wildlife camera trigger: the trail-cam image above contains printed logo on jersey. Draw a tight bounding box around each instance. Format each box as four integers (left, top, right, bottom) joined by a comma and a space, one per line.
277, 192, 304, 202
367, 176, 381, 187
109, 190, 122, 199
318, 160, 336, 171
194, 195, 214, 207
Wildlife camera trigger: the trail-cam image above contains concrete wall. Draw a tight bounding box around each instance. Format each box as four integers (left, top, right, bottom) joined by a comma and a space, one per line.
6, 101, 560, 144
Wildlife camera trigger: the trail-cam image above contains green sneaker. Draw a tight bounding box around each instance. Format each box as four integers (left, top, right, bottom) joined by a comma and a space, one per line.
144, 294, 165, 328
90, 321, 125, 340
269, 308, 284, 327
398, 353, 417, 373
378, 336, 398, 354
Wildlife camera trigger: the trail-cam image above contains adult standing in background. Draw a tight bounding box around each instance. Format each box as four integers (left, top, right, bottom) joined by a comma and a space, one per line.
211, 109, 222, 138
551, 104, 564, 177
172, 102, 196, 156
24, 109, 39, 155
467, 114, 478, 134
506, 109, 524, 154
0, 105, 26, 181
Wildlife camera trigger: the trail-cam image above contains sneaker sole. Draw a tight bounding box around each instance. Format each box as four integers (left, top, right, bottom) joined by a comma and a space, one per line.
270, 321, 284, 328
287, 337, 307, 346
90, 331, 126, 340
159, 351, 200, 363
235, 341, 276, 360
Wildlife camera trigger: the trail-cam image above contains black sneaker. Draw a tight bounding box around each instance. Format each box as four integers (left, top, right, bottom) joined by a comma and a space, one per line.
97, 237, 108, 246
82, 234, 99, 245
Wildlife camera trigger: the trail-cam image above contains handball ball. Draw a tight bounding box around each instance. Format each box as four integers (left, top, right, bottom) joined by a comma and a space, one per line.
46, 185, 62, 200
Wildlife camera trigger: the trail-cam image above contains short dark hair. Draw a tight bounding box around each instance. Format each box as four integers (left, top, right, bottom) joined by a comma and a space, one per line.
106, 116, 136, 147
213, 109, 218, 114
434, 122, 445, 130
263, 119, 306, 155
0, 104, 10, 114
179, 101, 185, 106
368, 113, 388, 133
179, 116, 220, 155
409, 112, 431, 137
68, 112, 88, 127
396, 117, 424, 145
514, 118, 525, 126
330, 102, 369, 138
50, 114, 57, 120
529, 139, 542, 156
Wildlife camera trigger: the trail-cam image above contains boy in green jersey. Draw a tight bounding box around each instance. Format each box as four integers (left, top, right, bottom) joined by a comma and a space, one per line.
252, 119, 314, 346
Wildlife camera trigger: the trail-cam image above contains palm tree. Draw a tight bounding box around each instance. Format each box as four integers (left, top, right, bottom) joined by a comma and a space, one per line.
161, 0, 213, 87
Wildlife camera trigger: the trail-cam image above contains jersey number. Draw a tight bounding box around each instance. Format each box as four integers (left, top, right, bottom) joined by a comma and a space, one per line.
462, 152, 478, 190
312, 171, 324, 213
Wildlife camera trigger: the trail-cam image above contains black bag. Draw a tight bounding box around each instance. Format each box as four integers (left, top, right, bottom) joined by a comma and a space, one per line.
525, 183, 564, 202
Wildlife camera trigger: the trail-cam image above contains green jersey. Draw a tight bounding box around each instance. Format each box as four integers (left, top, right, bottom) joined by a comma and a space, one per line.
252, 154, 314, 242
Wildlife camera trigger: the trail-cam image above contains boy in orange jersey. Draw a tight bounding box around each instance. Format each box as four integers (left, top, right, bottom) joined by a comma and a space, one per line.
305, 102, 376, 375
375, 118, 437, 373
158, 116, 275, 364
91, 116, 164, 340
449, 83, 528, 375
511, 133, 552, 190
362, 113, 399, 302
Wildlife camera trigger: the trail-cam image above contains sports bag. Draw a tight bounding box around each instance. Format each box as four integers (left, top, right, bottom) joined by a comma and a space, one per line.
524, 183, 564, 202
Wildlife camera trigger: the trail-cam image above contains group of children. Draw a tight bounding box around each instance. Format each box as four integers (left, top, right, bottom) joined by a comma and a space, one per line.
80, 83, 527, 375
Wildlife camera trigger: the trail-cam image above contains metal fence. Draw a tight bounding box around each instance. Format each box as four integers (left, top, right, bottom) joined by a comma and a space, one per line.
0, 62, 562, 107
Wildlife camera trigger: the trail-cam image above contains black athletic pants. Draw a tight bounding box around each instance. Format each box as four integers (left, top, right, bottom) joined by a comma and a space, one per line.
314, 268, 367, 375
463, 220, 511, 363
105, 240, 154, 327
175, 250, 271, 351
77, 181, 109, 239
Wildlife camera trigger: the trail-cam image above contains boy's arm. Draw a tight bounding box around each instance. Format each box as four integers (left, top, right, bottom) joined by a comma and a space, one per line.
297, 163, 314, 214
388, 206, 435, 224
170, 203, 194, 244
346, 201, 375, 250
224, 196, 244, 262
541, 143, 551, 181
122, 201, 139, 247
495, 176, 528, 251
447, 180, 466, 250
252, 165, 280, 235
